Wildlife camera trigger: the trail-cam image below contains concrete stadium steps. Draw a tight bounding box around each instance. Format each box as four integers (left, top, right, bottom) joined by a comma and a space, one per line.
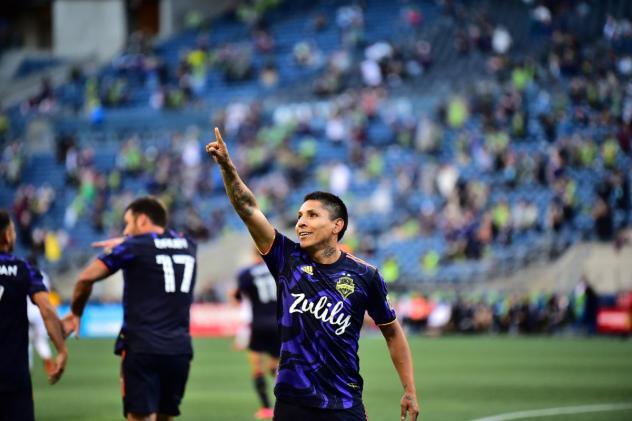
21, 153, 65, 187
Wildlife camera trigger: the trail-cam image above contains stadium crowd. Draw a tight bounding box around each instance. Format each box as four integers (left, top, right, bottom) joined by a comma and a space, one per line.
392, 277, 602, 336
1, 0, 631, 292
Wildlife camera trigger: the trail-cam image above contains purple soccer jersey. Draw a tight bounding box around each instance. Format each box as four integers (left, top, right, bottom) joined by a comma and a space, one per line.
98, 231, 197, 356
236, 263, 278, 330
261, 231, 396, 409
0, 252, 47, 392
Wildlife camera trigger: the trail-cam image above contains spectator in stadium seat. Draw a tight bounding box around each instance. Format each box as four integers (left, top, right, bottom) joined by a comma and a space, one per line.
381, 256, 400, 284
1, 141, 24, 185
612, 169, 631, 227
0, 102, 9, 142
63, 196, 197, 421
206, 128, 419, 421
592, 196, 614, 241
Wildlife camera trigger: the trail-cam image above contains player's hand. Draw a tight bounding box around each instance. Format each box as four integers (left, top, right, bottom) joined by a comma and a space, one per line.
48, 350, 67, 385
401, 391, 420, 420
91, 237, 125, 249
62, 313, 81, 339
205, 127, 231, 167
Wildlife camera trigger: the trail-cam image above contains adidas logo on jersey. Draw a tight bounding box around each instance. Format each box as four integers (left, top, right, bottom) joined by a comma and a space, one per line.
300, 265, 313, 275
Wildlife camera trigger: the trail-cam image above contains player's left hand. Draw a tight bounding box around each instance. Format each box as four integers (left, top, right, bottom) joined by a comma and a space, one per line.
62, 313, 81, 339
48, 350, 67, 385
400, 391, 420, 420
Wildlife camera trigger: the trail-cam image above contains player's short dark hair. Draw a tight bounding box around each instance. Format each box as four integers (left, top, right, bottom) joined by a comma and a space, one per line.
0, 209, 11, 233
303, 191, 348, 240
126, 196, 168, 227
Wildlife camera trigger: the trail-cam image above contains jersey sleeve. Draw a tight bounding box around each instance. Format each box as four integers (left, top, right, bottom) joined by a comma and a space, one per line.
235, 269, 251, 299
25, 262, 48, 300
97, 239, 136, 273
260, 230, 294, 279
366, 269, 396, 325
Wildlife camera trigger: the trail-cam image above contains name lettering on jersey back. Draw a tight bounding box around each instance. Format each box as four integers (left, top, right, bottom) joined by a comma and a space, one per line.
289, 293, 352, 335
154, 238, 188, 249
0, 265, 17, 276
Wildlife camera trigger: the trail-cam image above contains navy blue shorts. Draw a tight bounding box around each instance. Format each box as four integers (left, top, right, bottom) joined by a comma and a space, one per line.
273, 399, 367, 421
0, 388, 35, 421
249, 326, 281, 358
121, 352, 191, 417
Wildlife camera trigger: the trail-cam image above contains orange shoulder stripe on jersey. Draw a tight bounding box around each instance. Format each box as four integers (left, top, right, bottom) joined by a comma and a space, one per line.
257, 231, 276, 256
345, 252, 376, 270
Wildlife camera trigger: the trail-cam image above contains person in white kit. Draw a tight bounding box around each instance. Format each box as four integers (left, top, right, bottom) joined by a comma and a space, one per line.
26, 258, 54, 376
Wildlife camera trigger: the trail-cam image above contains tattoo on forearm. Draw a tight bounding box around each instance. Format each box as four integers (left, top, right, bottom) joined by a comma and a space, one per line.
223, 166, 256, 217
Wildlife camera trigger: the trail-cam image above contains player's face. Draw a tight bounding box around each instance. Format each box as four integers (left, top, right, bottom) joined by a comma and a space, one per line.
122, 210, 142, 236
295, 200, 341, 249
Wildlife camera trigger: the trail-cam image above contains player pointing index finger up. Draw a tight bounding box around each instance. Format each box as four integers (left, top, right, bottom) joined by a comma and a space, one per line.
206, 127, 420, 421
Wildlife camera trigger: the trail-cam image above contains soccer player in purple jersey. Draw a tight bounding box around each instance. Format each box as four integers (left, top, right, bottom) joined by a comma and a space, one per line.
206, 128, 420, 421
63, 196, 197, 421
0, 209, 67, 421
233, 250, 281, 419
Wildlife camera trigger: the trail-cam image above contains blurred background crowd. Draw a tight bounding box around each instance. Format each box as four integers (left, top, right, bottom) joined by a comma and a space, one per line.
1, 0, 631, 335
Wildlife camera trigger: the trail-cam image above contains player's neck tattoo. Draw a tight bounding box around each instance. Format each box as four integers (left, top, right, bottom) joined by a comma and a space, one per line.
322, 246, 337, 258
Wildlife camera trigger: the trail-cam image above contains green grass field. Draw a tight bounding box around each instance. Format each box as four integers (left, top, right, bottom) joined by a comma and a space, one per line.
32, 336, 632, 421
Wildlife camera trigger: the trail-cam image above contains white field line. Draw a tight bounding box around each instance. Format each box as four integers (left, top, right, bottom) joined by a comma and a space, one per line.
469, 403, 632, 421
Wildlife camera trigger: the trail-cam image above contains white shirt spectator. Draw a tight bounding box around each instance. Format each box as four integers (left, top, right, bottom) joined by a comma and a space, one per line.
492, 26, 512, 54
182, 138, 201, 168
365, 41, 393, 62
436, 164, 459, 199
330, 161, 351, 196
361, 59, 382, 87
371, 181, 393, 214
326, 115, 347, 143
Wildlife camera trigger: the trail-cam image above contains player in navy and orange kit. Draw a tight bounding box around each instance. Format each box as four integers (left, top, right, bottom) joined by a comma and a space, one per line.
206, 128, 420, 420
233, 251, 281, 419
63, 196, 197, 421
0, 209, 67, 421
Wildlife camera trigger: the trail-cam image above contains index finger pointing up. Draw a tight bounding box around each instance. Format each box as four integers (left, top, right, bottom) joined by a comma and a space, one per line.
214, 127, 225, 145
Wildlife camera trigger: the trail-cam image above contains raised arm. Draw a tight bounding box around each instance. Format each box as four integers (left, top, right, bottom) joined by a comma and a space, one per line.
62, 259, 111, 339
31, 291, 68, 384
205, 127, 275, 253
379, 320, 420, 420
91, 236, 125, 249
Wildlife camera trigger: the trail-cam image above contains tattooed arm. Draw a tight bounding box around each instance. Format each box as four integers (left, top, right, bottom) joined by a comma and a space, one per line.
380, 320, 420, 420
206, 127, 275, 253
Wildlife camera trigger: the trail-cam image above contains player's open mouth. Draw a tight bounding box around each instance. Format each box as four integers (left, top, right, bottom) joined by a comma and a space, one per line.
298, 232, 312, 238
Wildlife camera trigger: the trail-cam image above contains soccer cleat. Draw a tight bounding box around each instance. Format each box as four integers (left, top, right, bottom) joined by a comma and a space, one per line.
43, 358, 55, 376
254, 407, 273, 419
